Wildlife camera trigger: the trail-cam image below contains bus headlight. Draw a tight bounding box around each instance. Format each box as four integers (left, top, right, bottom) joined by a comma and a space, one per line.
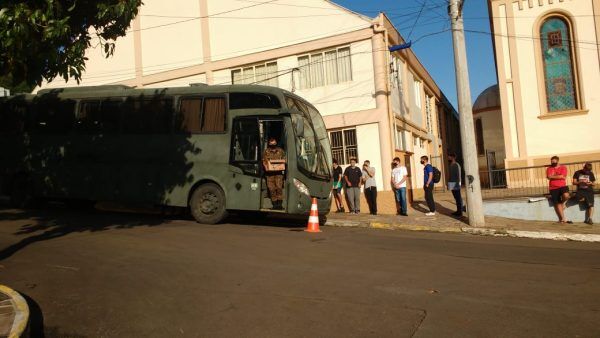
293, 178, 311, 197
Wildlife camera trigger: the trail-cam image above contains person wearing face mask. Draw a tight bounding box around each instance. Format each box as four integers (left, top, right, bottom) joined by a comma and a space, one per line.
447, 153, 463, 217
573, 162, 596, 225
263, 137, 286, 210
546, 156, 571, 224
421, 156, 436, 216
343, 157, 362, 214
332, 159, 345, 213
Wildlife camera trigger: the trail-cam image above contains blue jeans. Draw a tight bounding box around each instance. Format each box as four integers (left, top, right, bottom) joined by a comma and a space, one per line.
395, 187, 407, 214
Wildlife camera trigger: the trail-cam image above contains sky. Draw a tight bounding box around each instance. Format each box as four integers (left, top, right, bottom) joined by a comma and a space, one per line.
334, 0, 497, 108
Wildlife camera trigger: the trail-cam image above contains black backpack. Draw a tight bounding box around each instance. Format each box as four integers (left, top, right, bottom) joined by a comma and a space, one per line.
432, 167, 441, 183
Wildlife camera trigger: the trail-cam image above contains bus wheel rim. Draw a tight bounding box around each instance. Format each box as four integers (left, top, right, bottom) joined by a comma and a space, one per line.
200, 193, 219, 214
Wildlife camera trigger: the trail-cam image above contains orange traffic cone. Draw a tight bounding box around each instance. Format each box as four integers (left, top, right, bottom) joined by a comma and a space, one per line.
305, 197, 322, 233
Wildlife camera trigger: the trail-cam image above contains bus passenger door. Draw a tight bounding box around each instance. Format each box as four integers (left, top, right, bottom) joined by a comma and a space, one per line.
227, 117, 262, 211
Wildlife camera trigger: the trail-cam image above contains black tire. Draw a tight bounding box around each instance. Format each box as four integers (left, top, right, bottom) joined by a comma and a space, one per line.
10, 175, 38, 209
189, 183, 228, 224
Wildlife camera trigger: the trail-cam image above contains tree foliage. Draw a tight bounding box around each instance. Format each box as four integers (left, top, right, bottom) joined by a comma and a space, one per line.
0, 0, 142, 87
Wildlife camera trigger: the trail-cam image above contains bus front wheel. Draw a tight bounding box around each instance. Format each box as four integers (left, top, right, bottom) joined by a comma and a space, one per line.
189, 183, 228, 224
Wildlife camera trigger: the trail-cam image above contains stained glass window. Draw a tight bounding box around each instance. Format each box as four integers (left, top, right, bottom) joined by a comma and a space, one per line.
541, 17, 578, 112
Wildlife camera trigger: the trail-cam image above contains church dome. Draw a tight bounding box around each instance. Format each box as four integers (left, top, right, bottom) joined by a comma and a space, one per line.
473, 84, 500, 112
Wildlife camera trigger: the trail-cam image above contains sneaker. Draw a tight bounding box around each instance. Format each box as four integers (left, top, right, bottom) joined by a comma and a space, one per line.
400, 212, 408, 216
585, 219, 594, 225
425, 212, 436, 216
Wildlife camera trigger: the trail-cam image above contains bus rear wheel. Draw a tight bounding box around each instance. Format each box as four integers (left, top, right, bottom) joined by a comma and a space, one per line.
190, 183, 228, 224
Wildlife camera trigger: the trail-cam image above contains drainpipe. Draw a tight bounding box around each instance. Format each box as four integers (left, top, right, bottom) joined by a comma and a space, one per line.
372, 14, 395, 191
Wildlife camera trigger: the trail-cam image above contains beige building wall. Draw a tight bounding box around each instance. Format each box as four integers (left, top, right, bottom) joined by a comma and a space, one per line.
139, 0, 204, 75
489, 0, 600, 167
207, 0, 370, 61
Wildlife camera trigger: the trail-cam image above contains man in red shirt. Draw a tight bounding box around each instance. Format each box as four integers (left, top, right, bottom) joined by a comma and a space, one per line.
546, 156, 571, 223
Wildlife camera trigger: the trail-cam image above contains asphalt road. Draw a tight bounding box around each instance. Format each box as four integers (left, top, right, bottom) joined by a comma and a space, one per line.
0, 206, 599, 337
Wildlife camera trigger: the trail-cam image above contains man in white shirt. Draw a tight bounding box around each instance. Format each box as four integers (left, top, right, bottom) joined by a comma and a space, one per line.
392, 157, 409, 216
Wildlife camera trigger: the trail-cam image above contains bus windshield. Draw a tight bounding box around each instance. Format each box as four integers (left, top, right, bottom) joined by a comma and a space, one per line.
287, 97, 331, 179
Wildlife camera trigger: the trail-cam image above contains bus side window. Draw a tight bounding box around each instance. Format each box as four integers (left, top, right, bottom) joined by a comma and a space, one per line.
201, 97, 226, 133
178, 97, 202, 133
0, 99, 26, 134
76, 100, 101, 133
230, 118, 260, 176
123, 98, 173, 134
34, 98, 75, 134
100, 100, 122, 134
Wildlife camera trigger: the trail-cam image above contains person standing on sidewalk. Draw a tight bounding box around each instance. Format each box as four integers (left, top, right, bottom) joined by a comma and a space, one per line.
343, 158, 362, 214
421, 156, 436, 216
573, 162, 595, 225
362, 160, 377, 215
547, 156, 572, 224
448, 153, 463, 216
331, 159, 345, 213
392, 159, 409, 216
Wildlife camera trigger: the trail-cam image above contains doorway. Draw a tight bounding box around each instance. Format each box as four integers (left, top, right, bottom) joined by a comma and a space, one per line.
259, 119, 287, 211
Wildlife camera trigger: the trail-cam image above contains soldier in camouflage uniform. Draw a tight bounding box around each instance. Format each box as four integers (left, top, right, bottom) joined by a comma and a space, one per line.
263, 137, 286, 210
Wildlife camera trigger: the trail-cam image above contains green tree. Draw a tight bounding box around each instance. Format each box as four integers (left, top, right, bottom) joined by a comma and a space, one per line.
0, 0, 142, 87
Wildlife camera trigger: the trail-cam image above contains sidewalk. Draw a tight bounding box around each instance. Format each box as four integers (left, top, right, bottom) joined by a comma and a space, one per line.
0, 285, 29, 338
327, 191, 600, 242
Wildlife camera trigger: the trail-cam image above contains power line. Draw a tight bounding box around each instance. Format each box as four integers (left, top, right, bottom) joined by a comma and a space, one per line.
408, 1, 434, 40
127, 0, 280, 33
81, 17, 450, 81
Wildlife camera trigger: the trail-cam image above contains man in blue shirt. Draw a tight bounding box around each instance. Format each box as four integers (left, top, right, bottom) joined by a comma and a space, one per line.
421, 156, 436, 216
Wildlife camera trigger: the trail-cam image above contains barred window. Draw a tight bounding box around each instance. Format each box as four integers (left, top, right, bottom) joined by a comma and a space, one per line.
329, 128, 357, 165
231, 62, 278, 87
425, 95, 433, 134
298, 47, 352, 89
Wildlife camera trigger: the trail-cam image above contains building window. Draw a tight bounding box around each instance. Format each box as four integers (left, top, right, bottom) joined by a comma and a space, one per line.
395, 129, 407, 151
475, 118, 485, 156
231, 61, 278, 87
329, 128, 357, 165
540, 16, 578, 112
413, 79, 422, 109
298, 47, 352, 89
425, 95, 433, 134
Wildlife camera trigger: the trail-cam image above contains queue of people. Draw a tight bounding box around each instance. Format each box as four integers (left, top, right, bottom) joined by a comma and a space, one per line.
331, 155, 447, 217
331, 153, 596, 225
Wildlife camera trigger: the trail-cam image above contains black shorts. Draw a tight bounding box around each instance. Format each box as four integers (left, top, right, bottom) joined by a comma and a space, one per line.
332, 188, 340, 194
550, 186, 570, 204
577, 190, 595, 208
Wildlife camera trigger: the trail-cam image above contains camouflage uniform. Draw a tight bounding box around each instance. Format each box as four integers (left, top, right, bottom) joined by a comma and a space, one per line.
263, 146, 285, 202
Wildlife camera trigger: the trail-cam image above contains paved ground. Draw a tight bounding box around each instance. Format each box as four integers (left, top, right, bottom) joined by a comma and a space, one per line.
332, 190, 600, 238
1, 206, 600, 337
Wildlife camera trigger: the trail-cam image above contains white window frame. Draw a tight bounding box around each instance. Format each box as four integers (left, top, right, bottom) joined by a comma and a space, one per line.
413, 79, 422, 109
231, 61, 278, 86
298, 46, 352, 89
395, 128, 408, 151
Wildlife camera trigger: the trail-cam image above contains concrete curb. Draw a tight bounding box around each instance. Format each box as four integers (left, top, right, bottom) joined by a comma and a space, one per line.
325, 220, 600, 242
0, 285, 29, 338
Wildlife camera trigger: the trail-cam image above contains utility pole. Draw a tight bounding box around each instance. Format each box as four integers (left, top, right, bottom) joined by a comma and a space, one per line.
449, 0, 485, 227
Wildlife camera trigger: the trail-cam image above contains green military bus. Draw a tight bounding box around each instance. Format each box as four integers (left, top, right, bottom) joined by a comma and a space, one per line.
0, 84, 332, 224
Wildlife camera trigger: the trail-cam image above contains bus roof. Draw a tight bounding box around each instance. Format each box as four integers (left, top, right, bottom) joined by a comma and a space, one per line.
34, 84, 297, 101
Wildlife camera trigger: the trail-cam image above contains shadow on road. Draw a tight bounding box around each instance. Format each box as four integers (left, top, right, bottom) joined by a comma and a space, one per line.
0, 203, 309, 261
0, 204, 169, 261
